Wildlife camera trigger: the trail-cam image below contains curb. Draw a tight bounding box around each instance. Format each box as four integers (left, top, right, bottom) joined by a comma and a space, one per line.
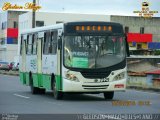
127, 86, 160, 92
0, 71, 19, 76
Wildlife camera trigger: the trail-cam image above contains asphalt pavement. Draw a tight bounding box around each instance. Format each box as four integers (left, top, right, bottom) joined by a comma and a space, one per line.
0, 74, 160, 115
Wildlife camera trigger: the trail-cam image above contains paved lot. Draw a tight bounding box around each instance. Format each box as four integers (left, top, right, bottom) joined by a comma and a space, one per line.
0, 75, 159, 116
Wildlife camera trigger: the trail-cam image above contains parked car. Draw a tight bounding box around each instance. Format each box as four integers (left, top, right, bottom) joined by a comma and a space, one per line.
12, 62, 19, 71
0, 61, 10, 71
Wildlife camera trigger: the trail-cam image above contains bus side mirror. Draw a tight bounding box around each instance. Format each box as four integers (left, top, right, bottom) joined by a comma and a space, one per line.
58, 36, 62, 50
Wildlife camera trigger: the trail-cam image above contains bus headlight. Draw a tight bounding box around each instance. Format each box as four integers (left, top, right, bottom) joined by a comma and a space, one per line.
65, 73, 79, 82
113, 72, 125, 81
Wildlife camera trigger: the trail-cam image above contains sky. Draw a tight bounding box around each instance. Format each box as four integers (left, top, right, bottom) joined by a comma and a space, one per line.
0, 0, 159, 17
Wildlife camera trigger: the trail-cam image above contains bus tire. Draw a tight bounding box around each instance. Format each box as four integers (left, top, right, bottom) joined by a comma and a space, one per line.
53, 78, 63, 100
103, 92, 114, 100
38, 88, 46, 94
30, 85, 39, 94
29, 73, 40, 94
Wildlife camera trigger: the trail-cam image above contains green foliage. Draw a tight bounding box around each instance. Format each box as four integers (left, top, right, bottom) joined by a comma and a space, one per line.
154, 50, 160, 55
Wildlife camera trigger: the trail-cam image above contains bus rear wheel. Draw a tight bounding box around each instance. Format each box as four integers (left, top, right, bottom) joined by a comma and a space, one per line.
31, 84, 46, 94
53, 80, 63, 100
31, 85, 39, 94
30, 74, 45, 94
103, 92, 114, 100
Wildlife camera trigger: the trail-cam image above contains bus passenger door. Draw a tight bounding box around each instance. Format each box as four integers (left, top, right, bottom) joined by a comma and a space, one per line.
21, 35, 27, 72
37, 32, 44, 73
19, 35, 27, 84
57, 29, 63, 90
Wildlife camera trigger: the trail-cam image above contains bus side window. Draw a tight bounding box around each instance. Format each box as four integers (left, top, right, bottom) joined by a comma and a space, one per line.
50, 31, 57, 54
43, 33, 46, 54
26, 35, 29, 55
43, 31, 50, 54
27, 34, 33, 55
32, 34, 37, 55
20, 35, 23, 55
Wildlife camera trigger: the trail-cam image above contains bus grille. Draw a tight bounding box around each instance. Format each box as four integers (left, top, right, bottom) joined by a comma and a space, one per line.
82, 85, 109, 89
81, 71, 111, 79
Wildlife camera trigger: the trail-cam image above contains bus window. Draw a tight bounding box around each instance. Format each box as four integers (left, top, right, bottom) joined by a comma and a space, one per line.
43, 31, 50, 54
27, 34, 33, 55
43, 33, 46, 54
49, 31, 58, 54
20, 35, 23, 55
32, 34, 37, 55
26, 35, 29, 54
64, 36, 125, 68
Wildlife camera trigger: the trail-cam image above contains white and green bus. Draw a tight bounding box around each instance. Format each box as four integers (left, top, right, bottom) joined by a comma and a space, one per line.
19, 21, 128, 100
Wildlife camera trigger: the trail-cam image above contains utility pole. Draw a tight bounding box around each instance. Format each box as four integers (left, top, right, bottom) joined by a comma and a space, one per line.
32, 0, 36, 28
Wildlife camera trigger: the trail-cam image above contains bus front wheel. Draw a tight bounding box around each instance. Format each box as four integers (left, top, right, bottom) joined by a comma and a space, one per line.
53, 80, 63, 100
103, 92, 114, 100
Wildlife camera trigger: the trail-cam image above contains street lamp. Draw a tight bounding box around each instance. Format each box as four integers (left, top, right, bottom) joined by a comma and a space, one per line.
32, 0, 36, 28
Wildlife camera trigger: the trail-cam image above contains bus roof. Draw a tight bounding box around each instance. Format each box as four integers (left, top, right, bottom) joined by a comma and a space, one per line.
20, 23, 64, 35
65, 21, 123, 26
20, 21, 123, 35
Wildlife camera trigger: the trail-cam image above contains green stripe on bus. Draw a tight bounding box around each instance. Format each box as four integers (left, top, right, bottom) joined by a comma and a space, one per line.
42, 74, 51, 90
55, 75, 62, 91
25, 73, 30, 86
19, 72, 62, 91
19, 72, 26, 84
32, 73, 39, 87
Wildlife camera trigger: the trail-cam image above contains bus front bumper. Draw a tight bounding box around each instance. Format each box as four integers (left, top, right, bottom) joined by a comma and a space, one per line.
62, 78, 126, 92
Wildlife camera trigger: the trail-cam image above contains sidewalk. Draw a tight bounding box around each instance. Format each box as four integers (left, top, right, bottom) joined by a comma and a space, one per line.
0, 70, 19, 76
127, 85, 160, 92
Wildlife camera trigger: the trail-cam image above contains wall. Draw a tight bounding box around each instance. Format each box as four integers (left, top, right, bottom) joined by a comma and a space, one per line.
0, 50, 6, 61
36, 12, 110, 26
19, 12, 110, 32
127, 76, 146, 87
6, 44, 17, 62
0, 11, 7, 24
128, 61, 156, 72
19, 12, 32, 33
0, 11, 7, 42
0, 13, 1, 39
146, 75, 153, 87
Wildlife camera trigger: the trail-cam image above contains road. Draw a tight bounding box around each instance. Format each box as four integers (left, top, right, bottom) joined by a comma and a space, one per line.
0, 74, 160, 115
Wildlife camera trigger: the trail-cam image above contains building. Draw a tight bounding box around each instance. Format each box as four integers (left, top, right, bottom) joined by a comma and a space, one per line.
0, 10, 26, 62
18, 12, 110, 32
111, 16, 160, 55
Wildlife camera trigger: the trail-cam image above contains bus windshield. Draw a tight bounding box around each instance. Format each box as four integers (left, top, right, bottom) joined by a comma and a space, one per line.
64, 35, 126, 69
